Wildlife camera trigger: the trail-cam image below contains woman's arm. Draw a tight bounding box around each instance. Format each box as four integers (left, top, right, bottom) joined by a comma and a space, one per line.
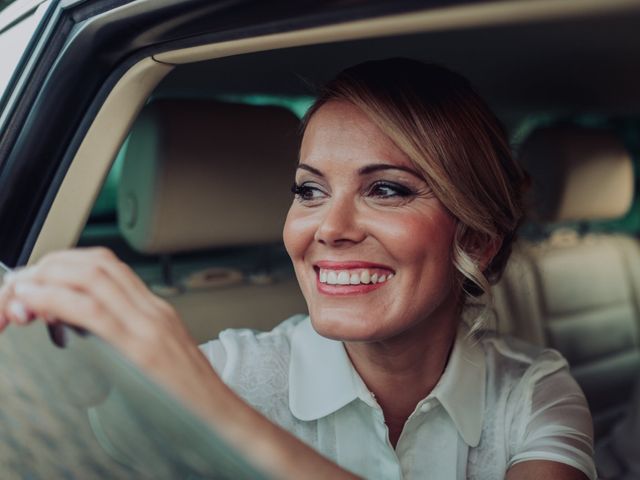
506, 460, 588, 480
0, 248, 358, 479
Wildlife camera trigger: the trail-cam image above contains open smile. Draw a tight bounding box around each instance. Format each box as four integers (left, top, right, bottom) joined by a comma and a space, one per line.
313, 261, 395, 295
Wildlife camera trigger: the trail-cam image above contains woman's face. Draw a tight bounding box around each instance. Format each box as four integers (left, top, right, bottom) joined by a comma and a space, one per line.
283, 101, 459, 342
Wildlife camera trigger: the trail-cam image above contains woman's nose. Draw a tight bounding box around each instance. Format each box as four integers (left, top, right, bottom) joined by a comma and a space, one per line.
314, 197, 366, 246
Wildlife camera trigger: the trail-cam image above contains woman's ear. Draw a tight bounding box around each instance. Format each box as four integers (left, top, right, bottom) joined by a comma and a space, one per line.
464, 232, 503, 272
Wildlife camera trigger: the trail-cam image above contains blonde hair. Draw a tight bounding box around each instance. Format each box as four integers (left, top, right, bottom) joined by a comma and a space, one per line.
303, 58, 528, 330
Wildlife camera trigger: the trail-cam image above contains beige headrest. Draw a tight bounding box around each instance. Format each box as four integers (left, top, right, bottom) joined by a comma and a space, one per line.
117, 99, 300, 254
518, 126, 634, 222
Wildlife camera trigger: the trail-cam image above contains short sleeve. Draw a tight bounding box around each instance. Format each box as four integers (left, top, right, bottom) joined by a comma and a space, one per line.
508, 358, 597, 479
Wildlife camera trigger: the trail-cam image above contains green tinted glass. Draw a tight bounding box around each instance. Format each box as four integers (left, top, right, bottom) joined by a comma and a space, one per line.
0, 0, 18, 13
0, 263, 268, 479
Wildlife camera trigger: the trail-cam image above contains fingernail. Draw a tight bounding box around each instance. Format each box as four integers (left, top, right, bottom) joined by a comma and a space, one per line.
14, 282, 35, 296
8, 301, 29, 324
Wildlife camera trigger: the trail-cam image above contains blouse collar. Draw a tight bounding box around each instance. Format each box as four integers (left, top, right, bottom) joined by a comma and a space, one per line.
288, 316, 486, 447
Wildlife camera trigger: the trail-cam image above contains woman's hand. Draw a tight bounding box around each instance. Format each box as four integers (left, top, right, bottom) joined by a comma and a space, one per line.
0, 248, 359, 479
0, 248, 213, 404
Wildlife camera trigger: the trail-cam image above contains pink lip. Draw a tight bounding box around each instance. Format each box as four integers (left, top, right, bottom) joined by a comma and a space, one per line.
316, 279, 386, 296
313, 260, 394, 296
314, 260, 394, 272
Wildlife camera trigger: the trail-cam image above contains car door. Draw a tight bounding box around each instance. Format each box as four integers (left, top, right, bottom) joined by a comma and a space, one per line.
0, 5, 270, 477
4, 0, 639, 477
0, 0, 435, 267
0, 1, 454, 477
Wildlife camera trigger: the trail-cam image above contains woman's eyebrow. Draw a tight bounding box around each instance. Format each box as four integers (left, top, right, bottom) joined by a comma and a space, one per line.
296, 163, 324, 177
358, 164, 423, 180
296, 163, 424, 181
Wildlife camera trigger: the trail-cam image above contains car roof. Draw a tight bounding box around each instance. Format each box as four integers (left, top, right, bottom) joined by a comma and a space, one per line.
155, 6, 640, 122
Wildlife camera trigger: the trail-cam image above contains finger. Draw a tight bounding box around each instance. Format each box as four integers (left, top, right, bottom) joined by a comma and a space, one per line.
18, 248, 163, 323
45, 247, 152, 297
0, 269, 26, 326
12, 282, 129, 345
5, 299, 35, 325
18, 261, 144, 325
34, 248, 163, 316
0, 269, 21, 313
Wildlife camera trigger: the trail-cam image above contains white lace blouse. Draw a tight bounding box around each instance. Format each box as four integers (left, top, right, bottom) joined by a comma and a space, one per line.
200, 314, 596, 480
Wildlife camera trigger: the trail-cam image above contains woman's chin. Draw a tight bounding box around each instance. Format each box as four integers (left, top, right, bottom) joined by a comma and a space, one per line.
308, 310, 391, 343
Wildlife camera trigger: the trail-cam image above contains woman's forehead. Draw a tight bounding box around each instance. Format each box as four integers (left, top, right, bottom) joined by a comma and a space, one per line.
299, 101, 415, 172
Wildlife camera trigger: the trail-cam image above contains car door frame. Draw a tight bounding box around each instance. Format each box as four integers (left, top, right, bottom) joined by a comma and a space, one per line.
0, 0, 468, 266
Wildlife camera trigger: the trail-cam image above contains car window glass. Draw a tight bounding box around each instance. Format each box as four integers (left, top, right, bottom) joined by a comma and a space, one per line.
0, 2, 47, 103
0, 0, 19, 13
0, 263, 267, 478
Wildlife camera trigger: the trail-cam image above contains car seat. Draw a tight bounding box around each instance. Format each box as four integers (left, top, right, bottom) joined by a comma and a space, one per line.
117, 99, 308, 342
492, 125, 639, 438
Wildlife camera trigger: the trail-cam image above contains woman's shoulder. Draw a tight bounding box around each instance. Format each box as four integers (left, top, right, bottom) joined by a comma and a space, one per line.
470, 331, 595, 479
473, 330, 586, 421
199, 314, 308, 378
198, 315, 310, 422
477, 330, 570, 387
219, 313, 307, 344
456, 328, 582, 428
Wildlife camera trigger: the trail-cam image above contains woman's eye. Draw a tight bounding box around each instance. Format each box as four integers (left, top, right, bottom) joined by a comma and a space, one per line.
368, 181, 413, 198
291, 183, 326, 202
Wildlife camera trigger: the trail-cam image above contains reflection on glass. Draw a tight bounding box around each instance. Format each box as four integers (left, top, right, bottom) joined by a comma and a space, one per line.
0, 262, 267, 479
0, 4, 46, 102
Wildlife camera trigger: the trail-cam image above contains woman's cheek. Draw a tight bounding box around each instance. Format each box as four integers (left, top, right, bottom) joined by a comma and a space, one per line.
283, 206, 313, 260
369, 210, 456, 266
365, 212, 432, 247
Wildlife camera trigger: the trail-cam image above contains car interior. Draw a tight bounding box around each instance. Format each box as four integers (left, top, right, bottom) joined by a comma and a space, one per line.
18, 2, 640, 477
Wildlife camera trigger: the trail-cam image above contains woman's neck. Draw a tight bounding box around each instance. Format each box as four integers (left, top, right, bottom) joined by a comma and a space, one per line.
343, 313, 458, 448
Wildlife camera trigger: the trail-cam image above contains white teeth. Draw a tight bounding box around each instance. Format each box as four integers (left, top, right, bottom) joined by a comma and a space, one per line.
337, 271, 350, 285
318, 268, 394, 286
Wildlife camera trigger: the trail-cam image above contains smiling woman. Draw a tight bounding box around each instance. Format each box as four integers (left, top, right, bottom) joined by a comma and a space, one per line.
286, 100, 460, 345
286, 58, 526, 344
0, 58, 594, 479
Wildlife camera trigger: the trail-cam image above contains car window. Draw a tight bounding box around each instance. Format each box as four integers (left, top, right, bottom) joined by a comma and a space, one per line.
0, 0, 20, 13
6, 0, 640, 476
0, 263, 267, 478
0, 1, 48, 103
